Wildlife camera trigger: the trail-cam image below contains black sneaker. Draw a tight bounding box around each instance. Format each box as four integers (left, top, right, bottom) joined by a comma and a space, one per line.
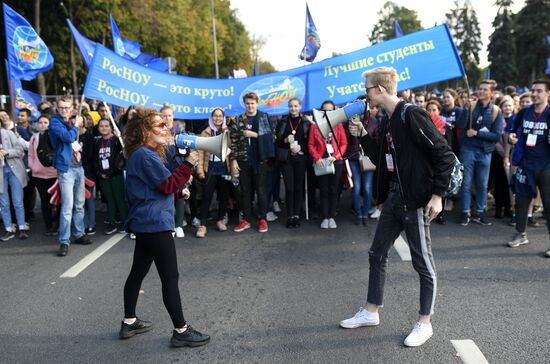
354, 216, 362, 226
508, 216, 517, 227
1, 231, 16, 241
85, 227, 96, 235
170, 325, 210, 348
44, 227, 58, 237
459, 213, 470, 226
293, 217, 301, 227
286, 218, 293, 228
105, 224, 117, 235
528, 216, 541, 227
74, 235, 92, 245
119, 318, 153, 339
18, 229, 29, 240
472, 213, 492, 226
57, 244, 68, 257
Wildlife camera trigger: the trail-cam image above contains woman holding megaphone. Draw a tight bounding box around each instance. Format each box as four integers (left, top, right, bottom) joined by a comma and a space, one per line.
308, 100, 348, 229
195, 108, 231, 237
275, 98, 313, 228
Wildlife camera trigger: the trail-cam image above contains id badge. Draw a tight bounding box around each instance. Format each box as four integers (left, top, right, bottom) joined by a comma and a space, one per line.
326, 143, 334, 154
101, 158, 110, 170
526, 133, 537, 147
386, 153, 395, 172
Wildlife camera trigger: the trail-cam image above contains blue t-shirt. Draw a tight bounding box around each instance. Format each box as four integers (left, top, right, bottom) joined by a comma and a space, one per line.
521, 107, 550, 171
125, 147, 174, 233
440, 107, 463, 126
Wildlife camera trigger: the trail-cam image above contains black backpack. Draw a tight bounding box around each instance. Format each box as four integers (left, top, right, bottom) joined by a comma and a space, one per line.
37, 131, 55, 167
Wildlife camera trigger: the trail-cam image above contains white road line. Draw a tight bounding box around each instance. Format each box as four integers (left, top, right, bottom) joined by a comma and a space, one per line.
60, 234, 126, 278
451, 339, 490, 364
394, 235, 411, 261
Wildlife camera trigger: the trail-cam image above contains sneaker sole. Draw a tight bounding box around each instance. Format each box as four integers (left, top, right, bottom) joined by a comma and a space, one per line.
339, 321, 380, 329
404, 331, 433, 347
234, 226, 251, 233
170, 336, 211, 347
119, 326, 153, 339
259, 228, 268, 233
472, 220, 492, 226
508, 240, 529, 248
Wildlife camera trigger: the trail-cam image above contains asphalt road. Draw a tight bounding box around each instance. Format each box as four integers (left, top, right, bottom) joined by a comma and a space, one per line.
0, 199, 548, 364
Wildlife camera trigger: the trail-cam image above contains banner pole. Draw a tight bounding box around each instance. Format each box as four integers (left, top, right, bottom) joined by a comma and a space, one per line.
102, 101, 124, 148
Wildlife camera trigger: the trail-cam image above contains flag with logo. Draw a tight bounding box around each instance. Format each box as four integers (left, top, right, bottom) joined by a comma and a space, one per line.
299, 3, 320, 62
66, 19, 97, 67
110, 14, 168, 72
12, 78, 42, 121
3, 3, 54, 80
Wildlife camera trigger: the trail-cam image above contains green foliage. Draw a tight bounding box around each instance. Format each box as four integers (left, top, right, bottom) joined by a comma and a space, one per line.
446, 0, 482, 86
369, 1, 423, 44
488, 0, 517, 87
514, 0, 550, 85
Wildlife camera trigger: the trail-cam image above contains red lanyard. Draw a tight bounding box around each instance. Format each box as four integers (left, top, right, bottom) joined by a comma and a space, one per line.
289, 116, 301, 135
532, 106, 548, 131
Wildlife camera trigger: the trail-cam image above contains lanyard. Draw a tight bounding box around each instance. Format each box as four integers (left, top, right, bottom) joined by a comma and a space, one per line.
531, 105, 548, 133
101, 138, 111, 158
289, 116, 302, 135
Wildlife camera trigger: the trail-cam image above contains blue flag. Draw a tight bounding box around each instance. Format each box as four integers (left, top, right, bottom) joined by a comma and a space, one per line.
486, 68, 491, 79
3, 3, 54, 81
12, 79, 42, 121
394, 20, 404, 38
110, 14, 168, 72
299, 4, 320, 62
66, 19, 97, 67
547, 36, 550, 45
545, 58, 550, 75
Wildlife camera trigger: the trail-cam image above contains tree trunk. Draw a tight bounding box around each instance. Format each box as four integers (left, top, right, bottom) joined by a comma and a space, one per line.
34, 0, 47, 95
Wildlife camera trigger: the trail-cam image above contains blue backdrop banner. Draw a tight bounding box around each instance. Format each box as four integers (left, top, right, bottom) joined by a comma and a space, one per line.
83, 25, 464, 119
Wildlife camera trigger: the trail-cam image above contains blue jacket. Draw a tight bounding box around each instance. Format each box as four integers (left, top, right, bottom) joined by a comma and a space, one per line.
125, 147, 175, 233
49, 114, 79, 173
456, 101, 503, 154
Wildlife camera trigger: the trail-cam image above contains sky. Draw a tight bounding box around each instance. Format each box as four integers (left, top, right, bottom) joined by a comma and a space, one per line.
229, 0, 526, 72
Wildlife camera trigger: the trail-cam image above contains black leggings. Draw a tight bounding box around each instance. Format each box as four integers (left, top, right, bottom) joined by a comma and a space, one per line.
123, 231, 186, 328
200, 174, 230, 225
33, 177, 57, 230
281, 155, 307, 217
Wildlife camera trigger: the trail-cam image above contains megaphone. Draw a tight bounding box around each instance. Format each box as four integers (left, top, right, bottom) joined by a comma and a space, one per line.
174, 130, 230, 162
312, 100, 367, 138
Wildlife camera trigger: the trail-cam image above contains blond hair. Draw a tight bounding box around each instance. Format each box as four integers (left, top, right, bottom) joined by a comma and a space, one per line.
362, 67, 398, 96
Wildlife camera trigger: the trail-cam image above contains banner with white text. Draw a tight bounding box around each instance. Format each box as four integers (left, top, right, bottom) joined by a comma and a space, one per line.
83, 25, 464, 119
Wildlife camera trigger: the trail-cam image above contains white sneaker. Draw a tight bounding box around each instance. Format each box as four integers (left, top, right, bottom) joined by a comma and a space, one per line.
340, 307, 380, 328
328, 218, 337, 229
175, 227, 184, 238
129, 233, 136, 240
404, 322, 433, 347
191, 217, 200, 228
320, 219, 329, 229
370, 209, 381, 219
273, 201, 281, 213
266, 211, 278, 222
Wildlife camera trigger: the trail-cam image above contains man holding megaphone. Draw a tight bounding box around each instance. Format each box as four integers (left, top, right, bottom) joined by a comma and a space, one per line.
338, 67, 455, 347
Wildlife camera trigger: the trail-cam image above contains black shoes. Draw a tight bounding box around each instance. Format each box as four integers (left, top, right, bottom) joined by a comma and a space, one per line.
1, 231, 16, 241
285, 216, 301, 228
57, 244, 68, 257
74, 235, 92, 245
18, 229, 29, 240
472, 213, 492, 226
105, 224, 117, 235
170, 325, 210, 348
119, 318, 153, 339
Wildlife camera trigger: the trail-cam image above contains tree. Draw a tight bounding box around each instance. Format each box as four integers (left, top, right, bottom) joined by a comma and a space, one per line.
514, 0, 550, 85
369, 1, 423, 44
446, 0, 482, 86
488, 0, 517, 87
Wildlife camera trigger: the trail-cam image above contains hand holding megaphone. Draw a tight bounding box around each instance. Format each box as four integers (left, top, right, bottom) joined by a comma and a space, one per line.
185, 150, 199, 167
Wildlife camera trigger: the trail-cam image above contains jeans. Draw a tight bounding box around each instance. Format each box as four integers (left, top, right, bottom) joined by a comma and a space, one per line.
58, 167, 85, 245
367, 191, 437, 316
460, 149, 492, 214
0, 165, 25, 230
349, 160, 374, 217
84, 185, 95, 229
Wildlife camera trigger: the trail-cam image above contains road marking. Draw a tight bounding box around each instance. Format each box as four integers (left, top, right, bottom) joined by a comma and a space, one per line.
451, 339, 490, 364
394, 235, 411, 261
60, 234, 126, 278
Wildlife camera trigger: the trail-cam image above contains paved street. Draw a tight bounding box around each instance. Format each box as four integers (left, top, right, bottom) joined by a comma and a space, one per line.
1, 200, 548, 364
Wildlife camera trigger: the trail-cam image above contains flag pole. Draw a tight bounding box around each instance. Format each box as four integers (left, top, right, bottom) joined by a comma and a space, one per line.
101, 101, 124, 148
4, 59, 15, 118
210, 0, 219, 79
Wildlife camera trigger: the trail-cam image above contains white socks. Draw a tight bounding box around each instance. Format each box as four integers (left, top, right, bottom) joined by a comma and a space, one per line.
175, 324, 189, 333
123, 317, 137, 325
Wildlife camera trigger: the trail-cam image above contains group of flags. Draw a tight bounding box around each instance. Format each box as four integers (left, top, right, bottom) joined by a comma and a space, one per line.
2, 3, 169, 120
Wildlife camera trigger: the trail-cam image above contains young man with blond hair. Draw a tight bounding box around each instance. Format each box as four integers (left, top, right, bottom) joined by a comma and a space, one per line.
341, 67, 455, 347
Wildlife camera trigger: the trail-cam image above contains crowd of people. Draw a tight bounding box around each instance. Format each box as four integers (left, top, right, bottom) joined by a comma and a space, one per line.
0, 78, 547, 258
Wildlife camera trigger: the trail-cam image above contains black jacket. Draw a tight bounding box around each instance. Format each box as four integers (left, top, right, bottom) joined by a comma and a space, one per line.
361, 101, 455, 210
94, 136, 124, 179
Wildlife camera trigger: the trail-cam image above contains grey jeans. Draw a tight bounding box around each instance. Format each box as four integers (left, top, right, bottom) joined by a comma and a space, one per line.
367, 191, 437, 316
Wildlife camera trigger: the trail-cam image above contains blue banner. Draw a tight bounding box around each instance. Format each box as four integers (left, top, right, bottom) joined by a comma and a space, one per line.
66, 19, 97, 67
83, 25, 464, 120
3, 3, 54, 81
13, 79, 42, 121
299, 3, 321, 62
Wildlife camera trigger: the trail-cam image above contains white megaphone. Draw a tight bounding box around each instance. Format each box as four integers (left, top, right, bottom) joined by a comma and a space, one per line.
312, 100, 367, 138
174, 130, 230, 162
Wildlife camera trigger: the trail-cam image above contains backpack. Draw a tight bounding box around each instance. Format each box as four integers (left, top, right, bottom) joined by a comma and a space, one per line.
401, 103, 463, 197
37, 131, 55, 167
